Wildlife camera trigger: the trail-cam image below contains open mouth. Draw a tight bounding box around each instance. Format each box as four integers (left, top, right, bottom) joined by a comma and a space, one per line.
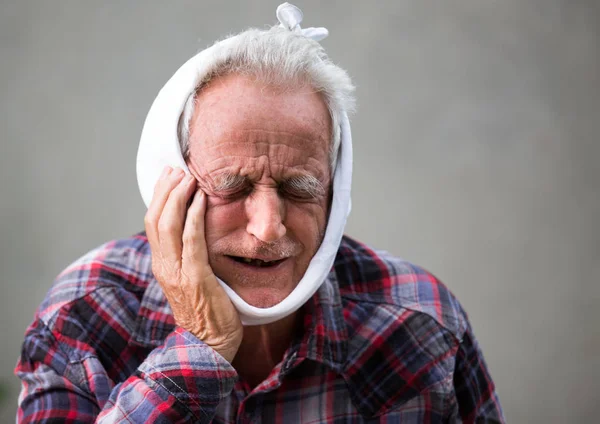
227, 256, 286, 268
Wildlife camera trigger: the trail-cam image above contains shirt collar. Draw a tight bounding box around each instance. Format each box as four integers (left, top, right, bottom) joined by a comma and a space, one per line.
294, 268, 348, 371
132, 266, 349, 372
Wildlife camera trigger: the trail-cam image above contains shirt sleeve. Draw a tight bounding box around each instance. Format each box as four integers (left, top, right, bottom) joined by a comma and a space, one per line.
15, 321, 237, 423
452, 319, 506, 423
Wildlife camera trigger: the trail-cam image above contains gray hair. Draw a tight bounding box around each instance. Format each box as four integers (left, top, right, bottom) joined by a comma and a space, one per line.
178, 25, 356, 171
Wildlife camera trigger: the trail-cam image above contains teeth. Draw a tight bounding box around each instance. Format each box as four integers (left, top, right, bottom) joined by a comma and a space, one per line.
242, 258, 272, 263
235, 256, 282, 266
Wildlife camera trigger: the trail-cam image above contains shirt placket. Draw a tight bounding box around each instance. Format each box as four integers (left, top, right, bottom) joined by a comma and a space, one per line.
230, 347, 305, 423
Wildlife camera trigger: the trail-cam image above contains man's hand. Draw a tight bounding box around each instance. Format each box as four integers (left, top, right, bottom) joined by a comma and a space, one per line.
144, 166, 243, 363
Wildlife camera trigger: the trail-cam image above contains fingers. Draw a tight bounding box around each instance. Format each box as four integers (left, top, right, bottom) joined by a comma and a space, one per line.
144, 167, 196, 264
158, 171, 198, 265
145, 167, 181, 245
182, 189, 212, 281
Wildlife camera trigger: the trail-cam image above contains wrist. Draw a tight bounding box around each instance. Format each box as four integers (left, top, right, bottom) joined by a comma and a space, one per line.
190, 330, 242, 364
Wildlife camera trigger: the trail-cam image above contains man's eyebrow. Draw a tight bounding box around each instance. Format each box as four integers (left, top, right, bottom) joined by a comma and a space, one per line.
282, 174, 326, 198
212, 173, 248, 192
211, 172, 326, 198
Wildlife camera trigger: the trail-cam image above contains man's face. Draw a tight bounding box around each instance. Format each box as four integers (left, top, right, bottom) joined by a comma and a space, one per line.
186, 74, 332, 308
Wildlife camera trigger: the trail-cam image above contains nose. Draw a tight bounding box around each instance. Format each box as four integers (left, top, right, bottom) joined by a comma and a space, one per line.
245, 188, 286, 243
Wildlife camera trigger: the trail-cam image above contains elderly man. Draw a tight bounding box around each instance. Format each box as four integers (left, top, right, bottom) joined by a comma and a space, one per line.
16, 4, 504, 423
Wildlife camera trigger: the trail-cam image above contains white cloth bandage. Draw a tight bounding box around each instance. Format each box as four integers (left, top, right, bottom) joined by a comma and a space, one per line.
276, 2, 329, 41
136, 3, 352, 326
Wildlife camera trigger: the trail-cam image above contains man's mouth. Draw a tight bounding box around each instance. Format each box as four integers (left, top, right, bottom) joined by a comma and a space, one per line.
227, 256, 287, 268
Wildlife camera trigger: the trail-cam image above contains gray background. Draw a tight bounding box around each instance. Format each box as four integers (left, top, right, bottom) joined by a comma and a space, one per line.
1, 0, 598, 422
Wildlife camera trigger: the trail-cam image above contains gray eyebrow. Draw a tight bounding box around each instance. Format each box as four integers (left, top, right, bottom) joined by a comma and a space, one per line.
212, 172, 248, 192
283, 174, 326, 199
211, 172, 326, 198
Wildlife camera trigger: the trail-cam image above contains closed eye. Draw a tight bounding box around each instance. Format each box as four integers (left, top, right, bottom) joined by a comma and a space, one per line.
214, 185, 252, 200
211, 173, 251, 199
279, 175, 325, 200
209, 172, 325, 201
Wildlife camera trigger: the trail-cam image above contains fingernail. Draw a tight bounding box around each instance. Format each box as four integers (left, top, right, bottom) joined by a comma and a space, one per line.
161, 166, 171, 177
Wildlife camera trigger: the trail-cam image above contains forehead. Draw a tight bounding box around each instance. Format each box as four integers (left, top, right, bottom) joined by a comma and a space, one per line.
187, 74, 332, 177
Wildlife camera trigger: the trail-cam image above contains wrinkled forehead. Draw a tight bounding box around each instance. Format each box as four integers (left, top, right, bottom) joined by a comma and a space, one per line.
187, 74, 332, 171
194, 145, 332, 188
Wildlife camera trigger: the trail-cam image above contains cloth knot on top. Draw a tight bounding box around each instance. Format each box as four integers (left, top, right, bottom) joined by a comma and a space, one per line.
276, 2, 329, 41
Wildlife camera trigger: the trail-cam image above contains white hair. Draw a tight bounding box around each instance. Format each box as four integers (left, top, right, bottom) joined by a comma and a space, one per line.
178, 25, 356, 171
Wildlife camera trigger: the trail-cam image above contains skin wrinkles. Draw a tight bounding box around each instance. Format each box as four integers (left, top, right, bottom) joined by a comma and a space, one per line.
198, 140, 329, 183
190, 140, 330, 201
211, 172, 325, 201
185, 73, 332, 310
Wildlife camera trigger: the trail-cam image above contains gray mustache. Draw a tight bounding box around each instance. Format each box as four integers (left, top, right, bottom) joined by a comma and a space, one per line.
221, 242, 300, 259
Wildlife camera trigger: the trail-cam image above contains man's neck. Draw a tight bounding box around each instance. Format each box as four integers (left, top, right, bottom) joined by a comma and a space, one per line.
232, 310, 303, 389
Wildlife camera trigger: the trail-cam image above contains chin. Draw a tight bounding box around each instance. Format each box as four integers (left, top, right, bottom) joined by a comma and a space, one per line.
234, 287, 289, 308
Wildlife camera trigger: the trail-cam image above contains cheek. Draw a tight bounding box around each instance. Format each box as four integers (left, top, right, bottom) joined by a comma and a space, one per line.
285, 202, 328, 245
203, 196, 329, 246
204, 199, 246, 244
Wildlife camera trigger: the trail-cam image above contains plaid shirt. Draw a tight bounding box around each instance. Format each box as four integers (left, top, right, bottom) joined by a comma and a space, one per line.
16, 232, 504, 423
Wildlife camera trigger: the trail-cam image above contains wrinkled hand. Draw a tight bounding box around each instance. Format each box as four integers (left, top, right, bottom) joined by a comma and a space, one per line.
144, 166, 243, 362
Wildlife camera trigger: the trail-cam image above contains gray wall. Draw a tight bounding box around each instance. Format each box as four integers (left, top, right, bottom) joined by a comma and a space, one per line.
1, 1, 598, 422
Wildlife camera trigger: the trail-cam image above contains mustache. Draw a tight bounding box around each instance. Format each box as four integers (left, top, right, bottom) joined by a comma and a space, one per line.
211, 237, 301, 259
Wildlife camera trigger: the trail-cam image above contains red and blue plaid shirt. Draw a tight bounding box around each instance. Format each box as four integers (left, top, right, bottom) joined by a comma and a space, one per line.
16, 232, 504, 423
